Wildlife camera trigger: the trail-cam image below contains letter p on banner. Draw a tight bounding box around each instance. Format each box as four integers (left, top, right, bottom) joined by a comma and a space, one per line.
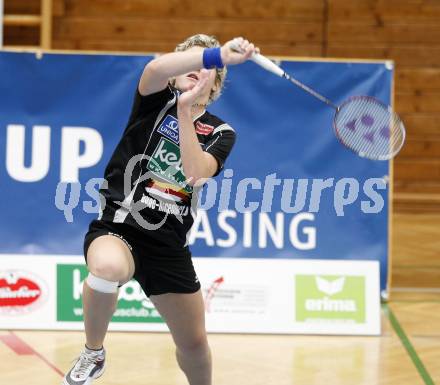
60, 127, 103, 182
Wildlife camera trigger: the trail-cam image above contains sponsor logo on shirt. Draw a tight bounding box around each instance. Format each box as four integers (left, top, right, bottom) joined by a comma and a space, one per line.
147, 137, 192, 193
140, 194, 189, 216
157, 114, 180, 144
195, 121, 214, 136
145, 179, 191, 204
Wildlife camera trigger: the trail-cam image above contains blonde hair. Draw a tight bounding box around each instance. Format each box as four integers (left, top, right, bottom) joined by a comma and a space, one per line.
173, 34, 227, 103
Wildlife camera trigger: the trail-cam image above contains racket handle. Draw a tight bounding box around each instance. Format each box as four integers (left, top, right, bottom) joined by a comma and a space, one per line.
250, 53, 285, 78
229, 39, 285, 77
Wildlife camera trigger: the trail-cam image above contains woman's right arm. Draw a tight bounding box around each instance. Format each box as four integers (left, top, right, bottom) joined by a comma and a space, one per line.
138, 37, 255, 96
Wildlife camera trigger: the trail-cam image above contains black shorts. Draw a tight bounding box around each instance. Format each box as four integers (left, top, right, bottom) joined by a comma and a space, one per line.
83, 219, 201, 297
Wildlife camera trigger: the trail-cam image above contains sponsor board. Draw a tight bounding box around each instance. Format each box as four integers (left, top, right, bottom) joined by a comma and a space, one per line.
0, 270, 48, 315
0, 255, 380, 334
203, 276, 268, 316
194, 258, 380, 335
295, 275, 365, 323
57, 264, 163, 323
0, 255, 55, 329
290, 260, 380, 335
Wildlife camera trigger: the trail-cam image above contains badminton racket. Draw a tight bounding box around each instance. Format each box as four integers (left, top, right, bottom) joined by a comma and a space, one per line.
231, 41, 405, 161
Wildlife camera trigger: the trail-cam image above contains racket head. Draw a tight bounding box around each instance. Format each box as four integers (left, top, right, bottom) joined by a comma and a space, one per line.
333, 96, 406, 161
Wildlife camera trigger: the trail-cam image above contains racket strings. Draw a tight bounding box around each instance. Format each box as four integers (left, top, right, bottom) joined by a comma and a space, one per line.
335, 97, 405, 160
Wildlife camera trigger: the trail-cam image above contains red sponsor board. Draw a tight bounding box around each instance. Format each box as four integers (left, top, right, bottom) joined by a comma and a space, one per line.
0, 271, 46, 314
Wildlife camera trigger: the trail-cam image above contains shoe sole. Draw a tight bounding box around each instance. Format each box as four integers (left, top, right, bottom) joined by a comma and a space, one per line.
62, 364, 105, 385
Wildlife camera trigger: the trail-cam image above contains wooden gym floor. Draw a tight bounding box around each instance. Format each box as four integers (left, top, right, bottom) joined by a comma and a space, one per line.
0, 291, 438, 385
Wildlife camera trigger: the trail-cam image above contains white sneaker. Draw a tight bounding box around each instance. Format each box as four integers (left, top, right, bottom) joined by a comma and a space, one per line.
62, 347, 106, 385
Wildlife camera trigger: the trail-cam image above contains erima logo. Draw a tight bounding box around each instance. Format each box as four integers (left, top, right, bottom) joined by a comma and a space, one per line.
316, 276, 345, 296
305, 276, 357, 312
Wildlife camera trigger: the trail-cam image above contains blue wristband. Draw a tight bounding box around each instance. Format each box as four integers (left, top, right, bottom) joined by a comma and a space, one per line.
203, 47, 224, 69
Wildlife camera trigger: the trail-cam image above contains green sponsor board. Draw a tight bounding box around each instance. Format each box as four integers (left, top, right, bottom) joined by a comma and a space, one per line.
57, 264, 163, 323
295, 275, 365, 323
147, 137, 192, 193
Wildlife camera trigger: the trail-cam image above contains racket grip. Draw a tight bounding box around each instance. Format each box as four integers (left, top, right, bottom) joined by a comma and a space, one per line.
250, 54, 285, 78
229, 39, 285, 78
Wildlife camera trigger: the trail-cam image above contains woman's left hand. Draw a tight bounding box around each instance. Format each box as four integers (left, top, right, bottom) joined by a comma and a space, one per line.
177, 69, 210, 110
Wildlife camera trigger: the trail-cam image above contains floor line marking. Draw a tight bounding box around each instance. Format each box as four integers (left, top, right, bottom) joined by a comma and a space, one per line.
1, 331, 64, 377
0, 333, 34, 355
383, 304, 435, 385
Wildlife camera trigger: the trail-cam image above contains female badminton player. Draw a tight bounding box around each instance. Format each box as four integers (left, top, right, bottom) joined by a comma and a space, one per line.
62, 35, 257, 385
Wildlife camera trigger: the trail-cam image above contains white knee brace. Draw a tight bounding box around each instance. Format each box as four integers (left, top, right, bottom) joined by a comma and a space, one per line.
86, 272, 119, 294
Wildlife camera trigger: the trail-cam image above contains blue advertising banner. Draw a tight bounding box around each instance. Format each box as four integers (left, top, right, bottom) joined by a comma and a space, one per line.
0, 52, 391, 292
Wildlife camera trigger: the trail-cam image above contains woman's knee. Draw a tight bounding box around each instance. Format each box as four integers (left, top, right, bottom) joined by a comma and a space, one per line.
88, 258, 125, 282
87, 236, 133, 282
175, 333, 209, 354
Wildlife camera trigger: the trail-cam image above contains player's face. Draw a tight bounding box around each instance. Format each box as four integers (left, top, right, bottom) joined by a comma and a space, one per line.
174, 46, 217, 103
